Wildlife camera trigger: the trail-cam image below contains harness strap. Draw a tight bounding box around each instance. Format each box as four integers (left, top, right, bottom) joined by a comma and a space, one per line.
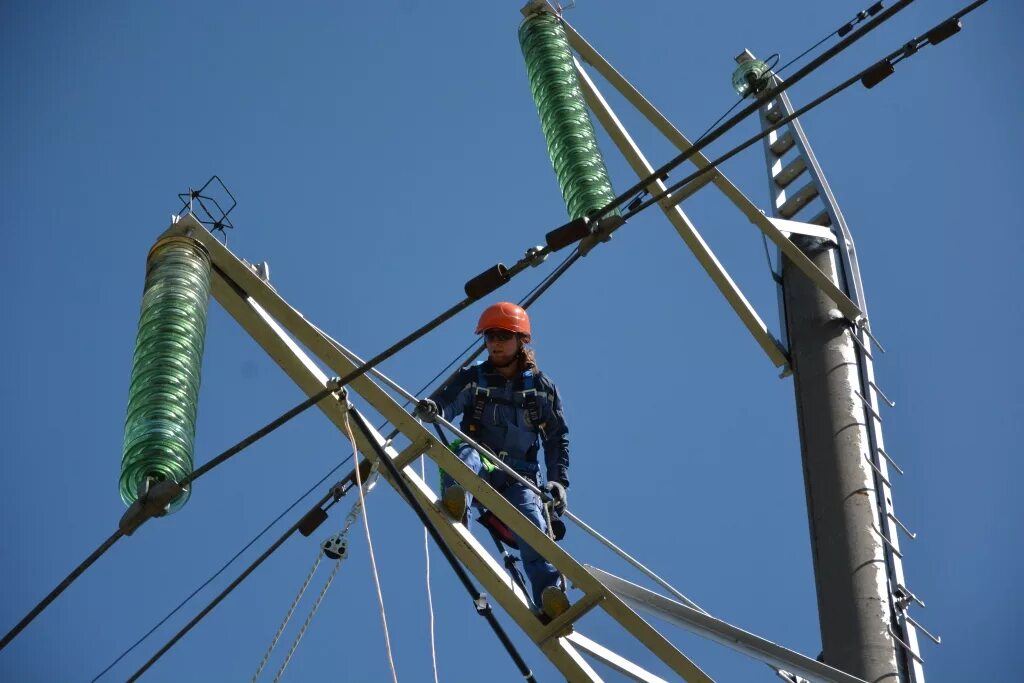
467, 365, 547, 435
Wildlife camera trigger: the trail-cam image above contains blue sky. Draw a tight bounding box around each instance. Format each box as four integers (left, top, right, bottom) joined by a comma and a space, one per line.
1, 1, 1019, 681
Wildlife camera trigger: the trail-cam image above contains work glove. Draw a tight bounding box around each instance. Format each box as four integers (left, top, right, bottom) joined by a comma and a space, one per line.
413, 398, 439, 423
542, 481, 567, 516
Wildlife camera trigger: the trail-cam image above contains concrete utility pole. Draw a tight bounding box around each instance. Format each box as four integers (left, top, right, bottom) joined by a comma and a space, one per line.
782, 238, 900, 680
740, 47, 926, 681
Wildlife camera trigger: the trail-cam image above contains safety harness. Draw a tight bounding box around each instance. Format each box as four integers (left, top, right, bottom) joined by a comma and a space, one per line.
466, 365, 548, 475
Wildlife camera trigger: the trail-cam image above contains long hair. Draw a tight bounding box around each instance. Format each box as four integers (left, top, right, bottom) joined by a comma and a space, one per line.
518, 335, 538, 372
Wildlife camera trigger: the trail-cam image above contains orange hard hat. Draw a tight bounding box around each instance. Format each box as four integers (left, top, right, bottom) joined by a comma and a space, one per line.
475, 302, 531, 341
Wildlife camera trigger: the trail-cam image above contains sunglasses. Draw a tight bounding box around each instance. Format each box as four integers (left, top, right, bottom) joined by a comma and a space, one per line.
483, 329, 516, 342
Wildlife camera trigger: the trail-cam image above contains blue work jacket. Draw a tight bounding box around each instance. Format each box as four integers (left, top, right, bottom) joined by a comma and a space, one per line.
429, 361, 570, 487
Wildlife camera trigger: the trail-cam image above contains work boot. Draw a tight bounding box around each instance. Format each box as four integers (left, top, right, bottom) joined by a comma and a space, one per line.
540, 585, 571, 620
441, 484, 468, 521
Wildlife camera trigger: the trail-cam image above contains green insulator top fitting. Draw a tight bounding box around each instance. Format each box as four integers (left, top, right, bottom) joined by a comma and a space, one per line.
732, 49, 770, 96
519, 10, 617, 221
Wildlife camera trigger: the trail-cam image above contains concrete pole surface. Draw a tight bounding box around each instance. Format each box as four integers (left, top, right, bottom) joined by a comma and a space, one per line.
782, 235, 901, 683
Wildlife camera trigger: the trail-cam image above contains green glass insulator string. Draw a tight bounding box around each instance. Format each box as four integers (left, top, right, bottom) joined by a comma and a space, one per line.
120, 235, 212, 513
518, 10, 617, 220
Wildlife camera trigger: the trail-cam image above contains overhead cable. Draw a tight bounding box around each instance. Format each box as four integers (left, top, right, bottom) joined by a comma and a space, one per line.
0, 530, 125, 651
776, 1, 886, 75
0, 0, 950, 655
92, 457, 349, 682
617, 0, 987, 225
126, 463, 369, 681
586, 0, 917, 223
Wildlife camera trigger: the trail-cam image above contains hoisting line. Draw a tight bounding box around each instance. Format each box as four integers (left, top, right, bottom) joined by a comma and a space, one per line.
421, 455, 441, 683
252, 550, 323, 681
346, 407, 538, 683
268, 472, 378, 682
343, 414, 400, 683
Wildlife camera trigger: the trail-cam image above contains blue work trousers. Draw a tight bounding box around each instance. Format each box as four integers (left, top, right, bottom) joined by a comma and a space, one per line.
441, 444, 561, 608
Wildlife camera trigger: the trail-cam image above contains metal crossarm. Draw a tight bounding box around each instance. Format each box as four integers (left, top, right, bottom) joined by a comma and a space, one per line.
572, 55, 789, 368
559, 15, 864, 330
588, 567, 866, 683
164, 214, 722, 681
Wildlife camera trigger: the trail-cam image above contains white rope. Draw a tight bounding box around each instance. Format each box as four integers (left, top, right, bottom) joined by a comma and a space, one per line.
252, 552, 323, 681
272, 484, 371, 682
272, 557, 344, 681
344, 413, 399, 683
421, 455, 440, 683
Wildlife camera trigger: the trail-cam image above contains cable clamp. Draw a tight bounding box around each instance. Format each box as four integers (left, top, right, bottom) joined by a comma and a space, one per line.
326, 379, 352, 408
579, 215, 625, 257
525, 245, 548, 268
474, 593, 490, 613
118, 479, 183, 536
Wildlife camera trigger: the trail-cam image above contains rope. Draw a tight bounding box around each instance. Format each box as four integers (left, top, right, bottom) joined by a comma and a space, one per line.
273, 556, 345, 682
344, 414, 399, 683
347, 408, 537, 682
252, 553, 323, 682
92, 458, 348, 682
422, 455, 440, 683
273, 479, 373, 682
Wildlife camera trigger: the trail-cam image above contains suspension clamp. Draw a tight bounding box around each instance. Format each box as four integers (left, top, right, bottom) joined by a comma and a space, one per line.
118, 479, 184, 536
580, 215, 625, 257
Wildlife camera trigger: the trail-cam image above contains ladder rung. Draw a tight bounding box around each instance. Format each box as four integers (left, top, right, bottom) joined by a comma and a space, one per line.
848, 327, 873, 360
854, 389, 882, 423
904, 613, 941, 645
888, 511, 917, 540
777, 182, 819, 218
878, 447, 905, 475
772, 155, 807, 189
536, 591, 604, 644
769, 129, 795, 156
873, 524, 903, 559
809, 209, 833, 227
865, 454, 890, 487
870, 380, 895, 408
888, 625, 925, 664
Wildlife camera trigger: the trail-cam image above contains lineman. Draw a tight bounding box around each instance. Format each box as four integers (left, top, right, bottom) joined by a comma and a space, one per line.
415, 302, 571, 622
